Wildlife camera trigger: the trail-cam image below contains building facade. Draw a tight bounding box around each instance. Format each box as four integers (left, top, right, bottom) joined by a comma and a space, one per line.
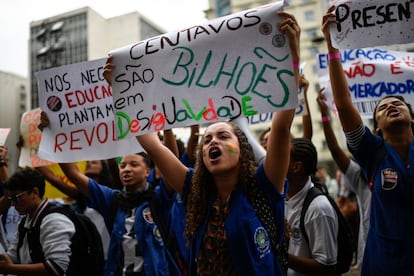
29, 7, 165, 108
0, 71, 29, 172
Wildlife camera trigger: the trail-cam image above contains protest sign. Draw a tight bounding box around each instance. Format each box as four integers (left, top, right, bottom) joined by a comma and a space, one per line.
317, 48, 414, 118
44, 162, 86, 199
329, 0, 414, 49
0, 128, 10, 146
36, 58, 142, 163
19, 108, 55, 167
109, 1, 298, 139
248, 63, 306, 125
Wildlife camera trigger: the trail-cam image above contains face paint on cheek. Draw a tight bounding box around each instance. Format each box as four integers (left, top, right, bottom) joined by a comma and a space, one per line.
226, 142, 239, 154
377, 110, 384, 121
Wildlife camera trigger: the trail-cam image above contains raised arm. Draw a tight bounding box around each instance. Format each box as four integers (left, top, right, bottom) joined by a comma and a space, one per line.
136, 133, 188, 194
58, 163, 90, 197
36, 166, 83, 199
0, 146, 10, 182
185, 125, 199, 166
162, 129, 179, 158
300, 74, 313, 140
316, 89, 350, 173
103, 56, 190, 194
39, 111, 90, 196
264, 11, 300, 192
322, 6, 362, 132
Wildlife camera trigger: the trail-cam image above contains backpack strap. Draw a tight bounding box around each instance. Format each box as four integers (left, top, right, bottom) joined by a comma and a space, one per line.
299, 186, 324, 243
16, 203, 58, 264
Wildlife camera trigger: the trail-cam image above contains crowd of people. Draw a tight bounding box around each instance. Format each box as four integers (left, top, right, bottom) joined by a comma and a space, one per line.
0, 5, 412, 276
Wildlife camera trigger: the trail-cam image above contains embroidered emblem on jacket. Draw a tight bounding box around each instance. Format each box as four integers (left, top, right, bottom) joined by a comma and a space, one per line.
381, 168, 398, 190
254, 226, 270, 257
142, 207, 154, 224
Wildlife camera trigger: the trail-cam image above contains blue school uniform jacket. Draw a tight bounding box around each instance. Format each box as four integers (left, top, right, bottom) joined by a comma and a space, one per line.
350, 127, 414, 275
87, 178, 182, 276
186, 164, 287, 275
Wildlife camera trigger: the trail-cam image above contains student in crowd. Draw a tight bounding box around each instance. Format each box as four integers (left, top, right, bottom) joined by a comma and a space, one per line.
0, 146, 25, 250
0, 146, 14, 253
39, 111, 184, 275
316, 89, 370, 269
315, 166, 339, 202
323, 6, 414, 274
0, 168, 75, 275
36, 160, 113, 261
285, 138, 338, 276
104, 11, 301, 275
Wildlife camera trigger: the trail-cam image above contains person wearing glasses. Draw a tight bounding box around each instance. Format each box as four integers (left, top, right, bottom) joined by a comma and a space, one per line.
0, 168, 75, 275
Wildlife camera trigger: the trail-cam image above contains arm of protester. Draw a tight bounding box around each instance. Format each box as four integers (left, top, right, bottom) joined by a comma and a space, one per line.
186, 124, 199, 166
288, 253, 336, 276
0, 146, 10, 182
103, 55, 189, 194
316, 89, 350, 173
136, 133, 188, 195
0, 254, 52, 276
58, 163, 89, 197
300, 74, 313, 140
163, 129, 179, 158
36, 166, 83, 199
322, 6, 362, 132
38, 111, 90, 197
264, 11, 300, 193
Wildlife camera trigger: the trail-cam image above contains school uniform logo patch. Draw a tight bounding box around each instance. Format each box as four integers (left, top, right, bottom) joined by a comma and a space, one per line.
142, 207, 154, 224
153, 226, 164, 245
254, 226, 270, 257
381, 168, 398, 190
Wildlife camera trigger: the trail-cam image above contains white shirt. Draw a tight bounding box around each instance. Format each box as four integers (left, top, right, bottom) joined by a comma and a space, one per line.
7, 200, 75, 273
286, 178, 338, 276
341, 159, 371, 267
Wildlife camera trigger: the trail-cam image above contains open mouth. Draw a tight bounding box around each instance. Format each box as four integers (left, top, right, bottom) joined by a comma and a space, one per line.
209, 148, 221, 160
387, 109, 400, 117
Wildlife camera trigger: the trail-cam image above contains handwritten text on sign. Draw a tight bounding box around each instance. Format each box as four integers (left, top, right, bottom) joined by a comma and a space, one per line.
329, 0, 414, 49
317, 48, 414, 118
18, 108, 54, 167
110, 1, 297, 139
36, 58, 142, 163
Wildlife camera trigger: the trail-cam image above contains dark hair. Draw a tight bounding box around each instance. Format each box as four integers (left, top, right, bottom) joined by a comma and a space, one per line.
4, 167, 45, 197
85, 160, 113, 188
136, 152, 153, 169
290, 138, 318, 176
373, 95, 414, 136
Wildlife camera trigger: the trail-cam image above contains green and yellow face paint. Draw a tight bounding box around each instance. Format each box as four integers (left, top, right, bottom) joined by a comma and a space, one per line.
226, 142, 239, 154
376, 110, 384, 122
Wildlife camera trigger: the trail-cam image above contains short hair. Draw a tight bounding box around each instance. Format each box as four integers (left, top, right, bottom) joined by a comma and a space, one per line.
290, 138, 318, 175
136, 152, 153, 169
4, 168, 45, 197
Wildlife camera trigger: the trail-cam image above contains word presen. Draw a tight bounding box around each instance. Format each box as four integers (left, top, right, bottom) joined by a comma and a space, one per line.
336, 1, 412, 32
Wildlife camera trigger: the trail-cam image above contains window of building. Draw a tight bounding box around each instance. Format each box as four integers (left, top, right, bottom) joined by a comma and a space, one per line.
304, 10, 315, 21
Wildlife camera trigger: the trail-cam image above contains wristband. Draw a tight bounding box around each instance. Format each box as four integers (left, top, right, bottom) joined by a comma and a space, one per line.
328, 52, 341, 60
292, 60, 300, 69
322, 115, 331, 123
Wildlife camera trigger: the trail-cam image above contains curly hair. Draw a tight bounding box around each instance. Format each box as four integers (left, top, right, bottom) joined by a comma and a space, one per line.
184, 122, 258, 241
